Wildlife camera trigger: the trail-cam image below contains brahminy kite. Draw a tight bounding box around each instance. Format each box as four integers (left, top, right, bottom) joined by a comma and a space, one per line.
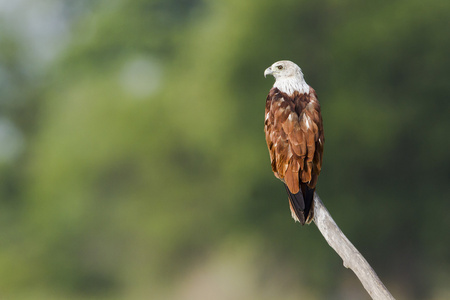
264, 60, 324, 225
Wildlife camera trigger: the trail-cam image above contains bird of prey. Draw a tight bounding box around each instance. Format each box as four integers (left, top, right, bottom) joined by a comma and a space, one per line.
264, 60, 324, 225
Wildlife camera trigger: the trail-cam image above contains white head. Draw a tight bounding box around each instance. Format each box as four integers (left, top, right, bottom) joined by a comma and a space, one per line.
264, 60, 309, 95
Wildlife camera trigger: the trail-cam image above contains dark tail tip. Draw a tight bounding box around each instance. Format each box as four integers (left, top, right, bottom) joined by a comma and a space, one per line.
284, 183, 315, 225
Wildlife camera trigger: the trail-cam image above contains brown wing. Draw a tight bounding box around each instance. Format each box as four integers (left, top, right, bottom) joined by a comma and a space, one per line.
264, 87, 324, 224
304, 88, 324, 189
265, 88, 323, 191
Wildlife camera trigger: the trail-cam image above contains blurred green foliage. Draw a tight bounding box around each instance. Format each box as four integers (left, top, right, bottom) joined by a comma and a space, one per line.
0, 0, 449, 299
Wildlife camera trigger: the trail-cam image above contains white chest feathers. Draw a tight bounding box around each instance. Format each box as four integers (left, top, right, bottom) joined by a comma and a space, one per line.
274, 76, 310, 95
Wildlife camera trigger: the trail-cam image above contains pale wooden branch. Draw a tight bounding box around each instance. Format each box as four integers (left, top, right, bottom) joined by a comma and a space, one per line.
313, 193, 395, 300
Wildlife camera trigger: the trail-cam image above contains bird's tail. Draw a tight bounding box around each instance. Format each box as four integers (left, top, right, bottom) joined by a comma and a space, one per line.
284, 183, 315, 225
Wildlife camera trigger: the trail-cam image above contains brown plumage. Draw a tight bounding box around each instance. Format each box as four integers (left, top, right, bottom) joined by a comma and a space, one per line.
264, 61, 324, 225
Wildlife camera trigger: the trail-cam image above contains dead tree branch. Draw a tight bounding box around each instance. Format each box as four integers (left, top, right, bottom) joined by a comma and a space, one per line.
313, 193, 395, 300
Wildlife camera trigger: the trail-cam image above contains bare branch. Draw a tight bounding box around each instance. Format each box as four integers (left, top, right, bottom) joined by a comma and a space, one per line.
313, 193, 395, 300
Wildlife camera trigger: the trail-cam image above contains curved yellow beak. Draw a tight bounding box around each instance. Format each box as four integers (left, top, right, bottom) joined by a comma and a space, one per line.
264, 67, 273, 78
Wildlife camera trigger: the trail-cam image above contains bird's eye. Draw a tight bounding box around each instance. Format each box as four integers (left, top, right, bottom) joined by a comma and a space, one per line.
277, 65, 283, 70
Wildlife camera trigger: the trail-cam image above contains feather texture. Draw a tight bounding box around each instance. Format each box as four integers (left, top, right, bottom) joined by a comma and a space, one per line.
264, 87, 324, 224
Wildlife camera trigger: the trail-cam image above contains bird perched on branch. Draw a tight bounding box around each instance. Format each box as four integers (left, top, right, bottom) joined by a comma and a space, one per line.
264, 60, 324, 225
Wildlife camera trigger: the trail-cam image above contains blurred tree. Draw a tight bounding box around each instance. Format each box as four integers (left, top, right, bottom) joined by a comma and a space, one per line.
0, 0, 449, 299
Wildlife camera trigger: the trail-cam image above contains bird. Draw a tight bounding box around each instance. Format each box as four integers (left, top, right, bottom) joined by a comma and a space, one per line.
264, 60, 324, 225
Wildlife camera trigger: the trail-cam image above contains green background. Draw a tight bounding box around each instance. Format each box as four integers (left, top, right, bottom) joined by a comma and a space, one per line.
0, 0, 449, 299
